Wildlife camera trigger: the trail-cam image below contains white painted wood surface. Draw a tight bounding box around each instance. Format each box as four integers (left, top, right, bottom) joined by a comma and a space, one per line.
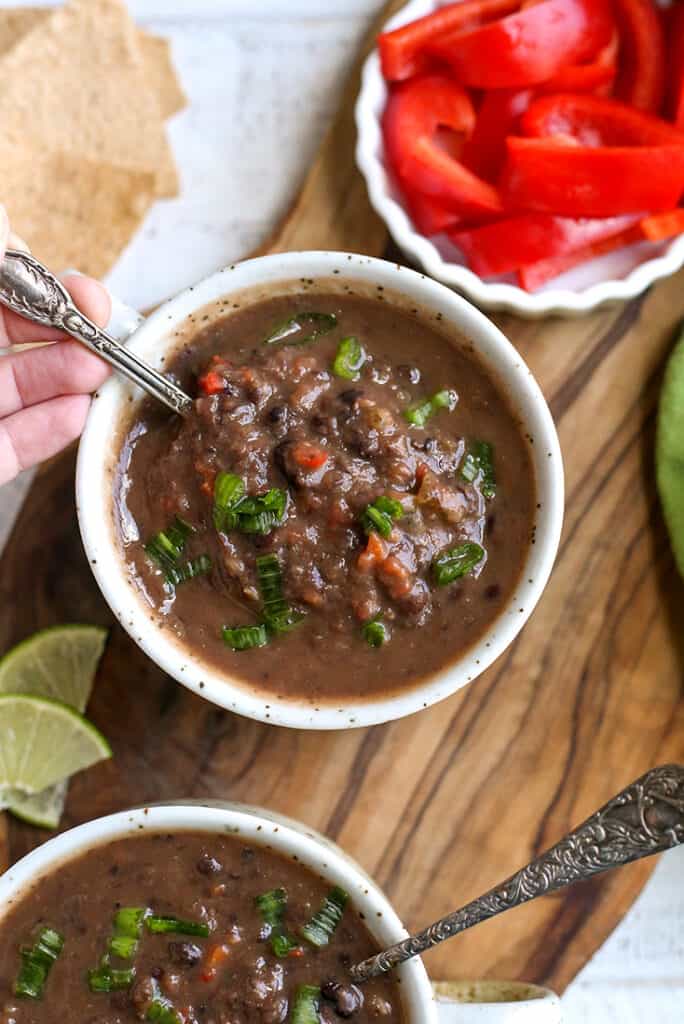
0, 2, 681, 1019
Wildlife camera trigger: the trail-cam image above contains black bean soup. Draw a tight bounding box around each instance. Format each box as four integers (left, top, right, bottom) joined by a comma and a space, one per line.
114, 287, 536, 701
0, 833, 401, 1024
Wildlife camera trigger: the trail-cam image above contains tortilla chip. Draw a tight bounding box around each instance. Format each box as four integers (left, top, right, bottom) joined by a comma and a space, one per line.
0, 8, 186, 120
0, 0, 178, 197
0, 139, 156, 278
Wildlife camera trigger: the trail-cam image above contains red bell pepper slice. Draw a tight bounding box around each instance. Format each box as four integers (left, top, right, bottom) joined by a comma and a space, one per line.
383, 75, 503, 219
667, 5, 684, 127
450, 213, 641, 277
503, 136, 684, 216
404, 189, 460, 236
460, 89, 533, 182
377, 0, 520, 82
517, 224, 644, 289
539, 30, 618, 95
613, 0, 666, 112
426, 0, 614, 88
521, 94, 684, 147
639, 208, 684, 241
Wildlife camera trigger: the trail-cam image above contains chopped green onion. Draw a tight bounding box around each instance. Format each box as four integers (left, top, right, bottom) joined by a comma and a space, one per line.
361, 495, 404, 537
165, 554, 212, 586
109, 935, 138, 960
271, 933, 300, 957
460, 441, 496, 499
14, 927, 64, 999
363, 617, 388, 648
213, 472, 245, 530
255, 888, 287, 928
432, 542, 485, 586
145, 916, 210, 937
332, 336, 366, 381
404, 388, 457, 428
256, 554, 304, 634
291, 985, 321, 1024
222, 624, 269, 650
146, 980, 183, 1024
264, 312, 337, 346
145, 516, 195, 583
300, 887, 348, 948
214, 475, 287, 535
88, 965, 136, 993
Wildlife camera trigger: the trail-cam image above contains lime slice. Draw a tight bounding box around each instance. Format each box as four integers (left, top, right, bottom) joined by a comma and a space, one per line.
0, 624, 107, 712
0, 695, 111, 799
657, 324, 684, 578
4, 780, 68, 830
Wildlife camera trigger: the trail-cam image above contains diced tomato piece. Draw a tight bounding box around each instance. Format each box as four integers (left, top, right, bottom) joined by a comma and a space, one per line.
198, 369, 225, 395
613, 0, 666, 112
377, 0, 520, 81
291, 443, 329, 471
427, 0, 614, 88
357, 531, 389, 573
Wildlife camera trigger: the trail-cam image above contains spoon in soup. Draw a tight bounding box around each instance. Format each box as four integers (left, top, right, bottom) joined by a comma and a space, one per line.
349, 763, 684, 983
0, 249, 193, 416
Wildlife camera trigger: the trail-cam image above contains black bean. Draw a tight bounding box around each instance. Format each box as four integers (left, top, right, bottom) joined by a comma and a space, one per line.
484, 583, 501, 600
241, 846, 255, 862
321, 980, 364, 1018
339, 389, 364, 405
197, 853, 222, 875
168, 941, 203, 966
396, 363, 421, 384
268, 404, 287, 423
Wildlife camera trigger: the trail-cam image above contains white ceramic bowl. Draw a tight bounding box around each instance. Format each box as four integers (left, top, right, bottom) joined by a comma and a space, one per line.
77, 251, 564, 729
354, 0, 684, 318
0, 804, 561, 1023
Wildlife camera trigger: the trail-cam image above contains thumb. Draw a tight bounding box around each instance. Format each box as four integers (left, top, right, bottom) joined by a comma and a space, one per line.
0, 205, 7, 259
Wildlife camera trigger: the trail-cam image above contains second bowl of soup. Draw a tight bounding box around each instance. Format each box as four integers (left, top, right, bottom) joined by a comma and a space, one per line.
77, 252, 564, 728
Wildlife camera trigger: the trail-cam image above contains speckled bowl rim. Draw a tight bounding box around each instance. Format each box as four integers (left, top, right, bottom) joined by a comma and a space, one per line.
354, 0, 684, 319
76, 251, 564, 729
0, 801, 433, 1023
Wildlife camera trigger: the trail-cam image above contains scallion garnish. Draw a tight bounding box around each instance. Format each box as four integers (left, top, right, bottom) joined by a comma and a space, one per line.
432, 542, 485, 586
145, 516, 200, 585
88, 965, 136, 993
363, 617, 388, 648
460, 441, 496, 499
222, 624, 269, 651
300, 886, 348, 948
361, 495, 404, 538
146, 979, 183, 1024
256, 554, 304, 633
255, 888, 299, 957
264, 312, 337, 346
291, 985, 321, 1024
14, 927, 64, 999
165, 554, 213, 586
332, 336, 366, 381
145, 916, 210, 937
404, 388, 457, 428
213, 474, 287, 535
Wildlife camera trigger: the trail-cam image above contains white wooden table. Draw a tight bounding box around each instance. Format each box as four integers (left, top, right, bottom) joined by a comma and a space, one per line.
0, 2, 681, 1019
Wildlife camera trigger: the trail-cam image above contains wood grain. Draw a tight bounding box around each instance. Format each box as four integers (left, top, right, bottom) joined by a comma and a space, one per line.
2, 0, 684, 995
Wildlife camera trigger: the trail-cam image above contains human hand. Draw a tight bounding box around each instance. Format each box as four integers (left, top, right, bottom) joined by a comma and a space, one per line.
0, 206, 112, 486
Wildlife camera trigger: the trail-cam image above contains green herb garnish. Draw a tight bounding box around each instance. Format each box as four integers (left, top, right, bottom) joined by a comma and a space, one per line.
255, 888, 299, 958
107, 907, 147, 960
404, 388, 457, 428
213, 472, 245, 529
88, 965, 136, 993
14, 927, 64, 999
300, 886, 348, 948
332, 336, 366, 381
145, 516, 194, 578
145, 916, 210, 937
363, 617, 388, 648
460, 441, 496, 499
264, 312, 337, 346
291, 985, 321, 1024
432, 542, 485, 586
222, 624, 269, 651
361, 495, 404, 538
146, 979, 183, 1024
256, 553, 304, 633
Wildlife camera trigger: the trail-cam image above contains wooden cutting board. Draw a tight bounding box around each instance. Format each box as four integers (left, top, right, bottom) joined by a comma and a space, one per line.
2, 0, 684, 993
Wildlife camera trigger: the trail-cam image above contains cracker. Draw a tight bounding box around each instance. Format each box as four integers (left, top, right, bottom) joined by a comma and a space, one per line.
0, 8, 186, 121
0, 139, 156, 278
0, 0, 178, 197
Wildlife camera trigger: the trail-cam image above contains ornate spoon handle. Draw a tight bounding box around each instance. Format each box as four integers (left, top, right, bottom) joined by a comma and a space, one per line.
350, 764, 684, 983
0, 250, 192, 416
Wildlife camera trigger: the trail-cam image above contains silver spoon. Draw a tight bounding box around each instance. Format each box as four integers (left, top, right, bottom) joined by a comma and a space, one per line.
350, 763, 684, 983
0, 249, 193, 416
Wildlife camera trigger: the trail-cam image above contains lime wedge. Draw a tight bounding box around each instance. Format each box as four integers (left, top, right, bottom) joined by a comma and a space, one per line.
0, 695, 111, 800
0, 624, 107, 712
3, 780, 68, 830
657, 324, 684, 578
